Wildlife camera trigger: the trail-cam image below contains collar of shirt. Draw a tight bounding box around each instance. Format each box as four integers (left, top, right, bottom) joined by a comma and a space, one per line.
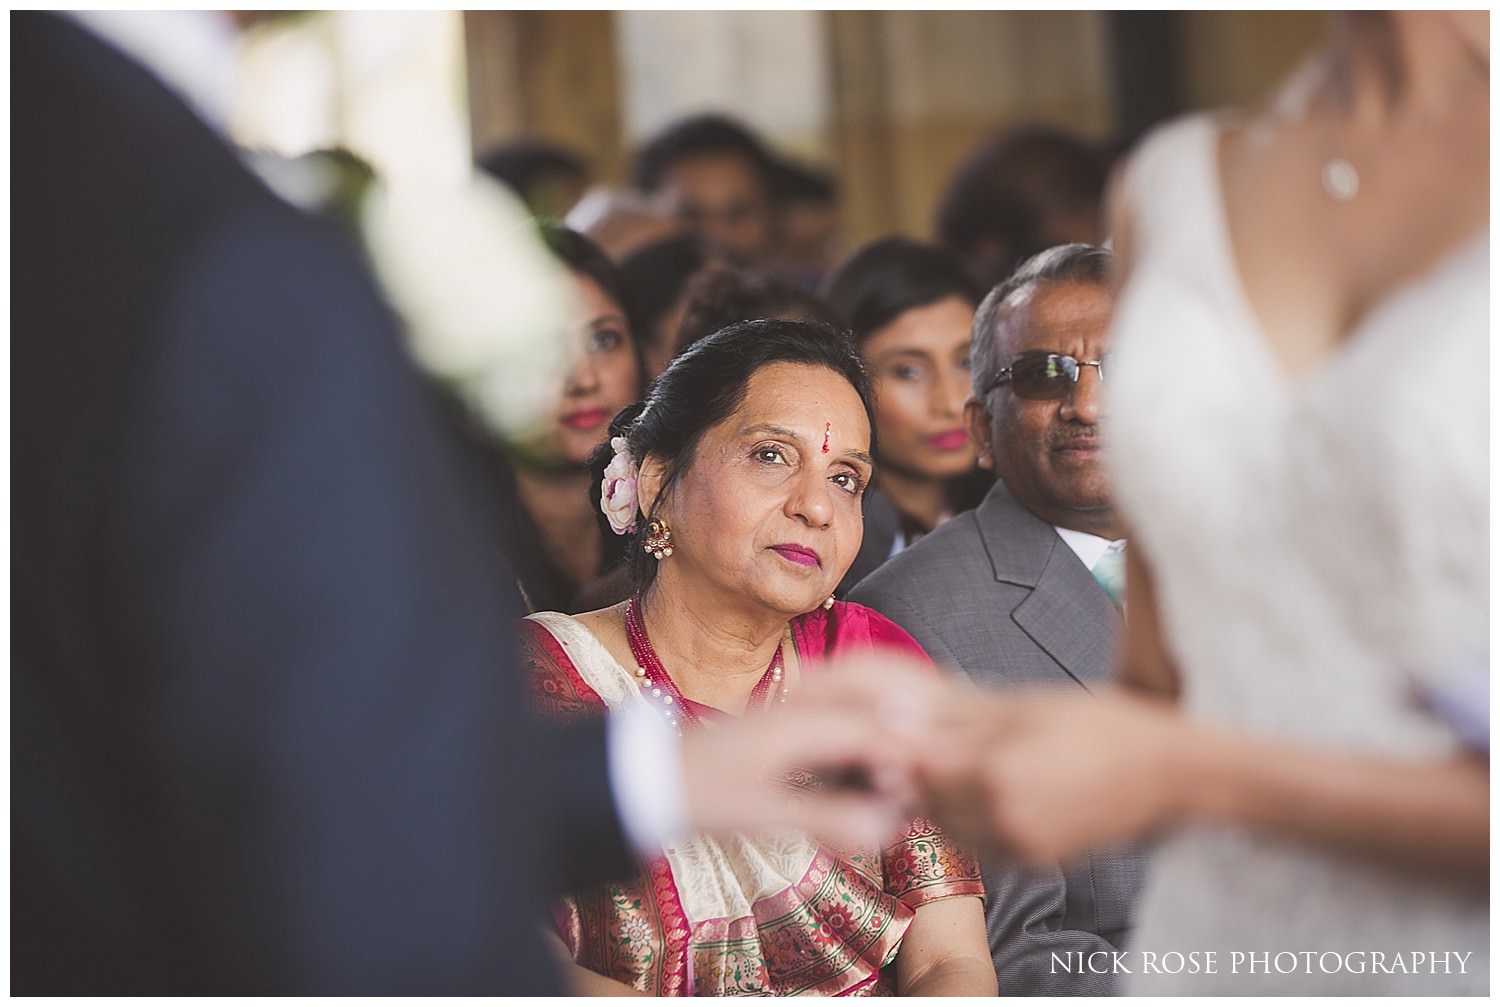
66, 11, 238, 137
1054, 525, 1126, 572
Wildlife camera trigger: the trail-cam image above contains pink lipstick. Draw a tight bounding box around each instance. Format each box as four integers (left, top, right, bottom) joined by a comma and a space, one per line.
770, 544, 821, 567
927, 428, 970, 452
560, 408, 609, 431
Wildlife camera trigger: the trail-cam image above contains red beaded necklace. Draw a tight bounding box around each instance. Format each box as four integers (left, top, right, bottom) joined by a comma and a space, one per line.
624, 596, 788, 734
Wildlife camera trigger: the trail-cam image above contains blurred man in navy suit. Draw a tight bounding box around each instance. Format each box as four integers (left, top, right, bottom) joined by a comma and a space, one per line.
13, 16, 907, 993
11, 13, 629, 993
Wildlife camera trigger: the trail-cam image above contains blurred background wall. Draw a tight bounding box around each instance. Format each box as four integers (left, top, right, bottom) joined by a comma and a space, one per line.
231, 10, 1324, 243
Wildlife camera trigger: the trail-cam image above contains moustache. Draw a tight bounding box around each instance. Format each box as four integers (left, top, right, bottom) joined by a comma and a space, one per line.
1047, 425, 1102, 452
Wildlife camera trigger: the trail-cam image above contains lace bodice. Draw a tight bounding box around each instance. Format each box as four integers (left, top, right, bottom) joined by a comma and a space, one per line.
1104, 114, 1488, 994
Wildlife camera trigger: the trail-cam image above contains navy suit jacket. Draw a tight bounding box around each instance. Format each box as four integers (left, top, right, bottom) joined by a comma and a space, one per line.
13, 14, 627, 994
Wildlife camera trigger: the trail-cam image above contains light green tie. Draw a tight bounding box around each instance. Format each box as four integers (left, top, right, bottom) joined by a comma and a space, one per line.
1091, 546, 1126, 610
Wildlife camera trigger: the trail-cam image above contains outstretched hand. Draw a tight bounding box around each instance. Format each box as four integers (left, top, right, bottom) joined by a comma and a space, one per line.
675, 649, 941, 850
914, 685, 1191, 862
677, 649, 1196, 864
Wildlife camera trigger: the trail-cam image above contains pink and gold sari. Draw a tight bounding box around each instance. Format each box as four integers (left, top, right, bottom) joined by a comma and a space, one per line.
520, 601, 983, 996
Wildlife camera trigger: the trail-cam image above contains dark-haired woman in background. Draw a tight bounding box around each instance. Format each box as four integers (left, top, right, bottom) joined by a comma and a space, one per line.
617, 234, 711, 381
823, 237, 992, 592
497, 227, 646, 612
674, 262, 844, 359
521, 320, 995, 996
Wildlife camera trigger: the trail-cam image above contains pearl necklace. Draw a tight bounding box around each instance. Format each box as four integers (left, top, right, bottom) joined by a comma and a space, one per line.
624, 597, 788, 735
1321, 155, 1359, 202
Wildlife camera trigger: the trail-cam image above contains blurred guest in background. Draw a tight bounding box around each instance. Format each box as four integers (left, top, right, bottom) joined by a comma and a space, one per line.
850, 244, 1140, 994
12, 12, 632, 994
616, 234, 712, 381
907, 10, 1488, 995
672, 263, 843, 362
767, 157, 842, 291
525, 320, 996, 996
823, 237, 992, 593
564, 186, 685, 263
935, 124, 1109, 289
477, 137, 591, 222
632, 113, 778, 268
499, 227, 647, 613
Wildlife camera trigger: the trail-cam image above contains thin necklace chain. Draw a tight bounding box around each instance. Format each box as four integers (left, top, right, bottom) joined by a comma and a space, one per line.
623, 596, 788, 735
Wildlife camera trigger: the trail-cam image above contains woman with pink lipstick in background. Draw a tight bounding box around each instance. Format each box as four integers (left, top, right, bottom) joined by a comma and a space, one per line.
518, 319, 995, 996
822, 238, 992, 593
499, 227, 647, 612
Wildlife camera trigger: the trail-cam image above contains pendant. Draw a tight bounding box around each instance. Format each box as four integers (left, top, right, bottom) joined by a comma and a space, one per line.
1321, 158, 1359, 202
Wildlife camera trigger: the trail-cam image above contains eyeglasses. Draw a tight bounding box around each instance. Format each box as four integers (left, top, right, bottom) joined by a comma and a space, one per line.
983, 351, 1108, 401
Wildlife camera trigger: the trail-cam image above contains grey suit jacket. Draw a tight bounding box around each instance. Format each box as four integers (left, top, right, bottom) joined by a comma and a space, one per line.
850, 480, 1145, 996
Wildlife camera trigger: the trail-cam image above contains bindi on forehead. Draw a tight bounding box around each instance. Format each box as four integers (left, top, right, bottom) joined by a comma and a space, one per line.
732, 362, 872, 450
822, 422, 831, 454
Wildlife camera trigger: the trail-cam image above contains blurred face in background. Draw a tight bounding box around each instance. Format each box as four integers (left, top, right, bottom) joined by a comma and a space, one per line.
773, 198, 841, 277
541, 271, 641, 469
657, 153, 772, 266
860, 295, 978, 482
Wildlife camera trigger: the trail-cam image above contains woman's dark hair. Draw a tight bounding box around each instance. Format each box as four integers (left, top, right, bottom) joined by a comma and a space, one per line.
617, 234, 710, 357
590, 318, 874, 591
674, 265, 843, 358
541, 224, 649, 391
821, 236, 986, 344
542, 225, 628, 315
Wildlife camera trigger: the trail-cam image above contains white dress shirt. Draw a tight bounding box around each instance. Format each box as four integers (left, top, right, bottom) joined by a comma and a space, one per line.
1054, 525, 1127, 573
607, 703, 688, 853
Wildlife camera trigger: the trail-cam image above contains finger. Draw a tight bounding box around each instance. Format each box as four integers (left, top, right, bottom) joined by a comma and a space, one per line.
790, 793, 912, 852
792, 650, 948, 720
680, 708, 906, 833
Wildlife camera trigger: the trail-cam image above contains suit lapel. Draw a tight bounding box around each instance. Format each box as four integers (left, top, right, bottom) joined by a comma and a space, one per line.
975, 483, 1119, 692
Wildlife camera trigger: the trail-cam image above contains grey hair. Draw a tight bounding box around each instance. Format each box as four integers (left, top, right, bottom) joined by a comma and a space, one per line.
970, 242, 1113, 397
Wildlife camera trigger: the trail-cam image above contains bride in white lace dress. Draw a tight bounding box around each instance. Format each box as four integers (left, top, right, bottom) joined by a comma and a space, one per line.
905, 11, 1487, 994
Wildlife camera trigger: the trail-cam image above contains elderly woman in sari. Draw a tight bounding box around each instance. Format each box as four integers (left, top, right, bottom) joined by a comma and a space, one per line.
519, 319, 996, 996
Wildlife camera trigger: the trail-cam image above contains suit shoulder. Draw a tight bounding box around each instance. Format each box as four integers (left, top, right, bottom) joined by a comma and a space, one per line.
849, 509, 986, 601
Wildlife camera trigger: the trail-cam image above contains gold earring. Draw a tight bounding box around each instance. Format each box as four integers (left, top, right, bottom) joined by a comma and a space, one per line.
822, 595, 835, 610
643, 519, 674, 560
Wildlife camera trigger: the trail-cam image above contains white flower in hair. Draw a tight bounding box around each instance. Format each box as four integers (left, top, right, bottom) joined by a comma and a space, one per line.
600, 436, 640, 536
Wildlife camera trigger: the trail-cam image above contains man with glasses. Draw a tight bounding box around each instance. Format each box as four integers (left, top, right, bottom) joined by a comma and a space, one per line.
850, 243, 1143, 995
